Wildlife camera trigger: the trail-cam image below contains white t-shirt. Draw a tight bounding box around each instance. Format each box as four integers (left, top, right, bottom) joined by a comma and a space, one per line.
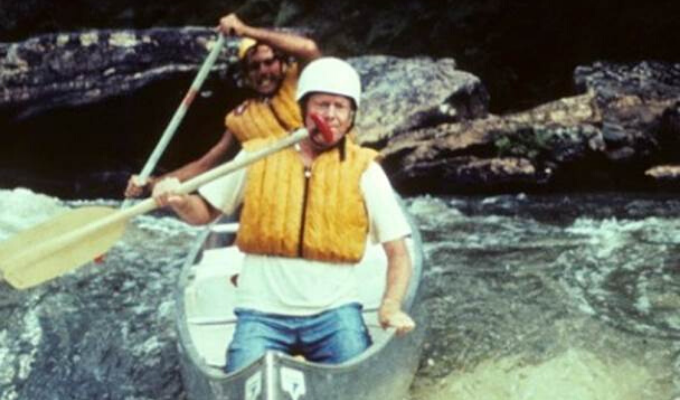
199, 150, 411, 316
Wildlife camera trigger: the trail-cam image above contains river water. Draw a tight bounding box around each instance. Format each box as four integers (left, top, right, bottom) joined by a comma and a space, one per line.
0, 188, 678, 400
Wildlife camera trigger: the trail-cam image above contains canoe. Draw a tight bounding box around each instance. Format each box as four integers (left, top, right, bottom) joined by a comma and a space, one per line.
174, 211, 426, 400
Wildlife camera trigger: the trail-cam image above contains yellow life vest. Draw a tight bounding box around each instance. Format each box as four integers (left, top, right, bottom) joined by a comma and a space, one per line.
236, 137, 378, 263
225, 63, 302, 143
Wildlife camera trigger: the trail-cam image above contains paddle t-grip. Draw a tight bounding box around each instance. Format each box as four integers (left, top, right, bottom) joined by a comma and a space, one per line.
310, 113, 334, 143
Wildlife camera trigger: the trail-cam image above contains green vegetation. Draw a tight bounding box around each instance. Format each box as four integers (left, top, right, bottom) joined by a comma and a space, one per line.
494, 127, 553, 162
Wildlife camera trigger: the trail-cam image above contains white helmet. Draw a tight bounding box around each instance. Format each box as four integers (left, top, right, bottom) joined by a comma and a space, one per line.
296, 57, 362, 108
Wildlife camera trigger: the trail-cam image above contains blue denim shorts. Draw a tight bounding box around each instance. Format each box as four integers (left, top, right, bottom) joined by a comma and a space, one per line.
225, 302, 372, 373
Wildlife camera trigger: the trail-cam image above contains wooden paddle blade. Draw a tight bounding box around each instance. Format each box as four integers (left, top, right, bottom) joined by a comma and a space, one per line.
0, 206, 126, 290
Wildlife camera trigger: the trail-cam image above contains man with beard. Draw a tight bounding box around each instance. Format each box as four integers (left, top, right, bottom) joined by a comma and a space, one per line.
125, 13, 320, 198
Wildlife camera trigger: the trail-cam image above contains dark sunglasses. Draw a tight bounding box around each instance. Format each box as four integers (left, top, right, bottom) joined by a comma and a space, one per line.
247, 57, 278, 71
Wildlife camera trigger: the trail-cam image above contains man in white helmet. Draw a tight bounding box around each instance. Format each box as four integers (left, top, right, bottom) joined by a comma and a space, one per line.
153, 57, 415, 373
125, 13, 320, 198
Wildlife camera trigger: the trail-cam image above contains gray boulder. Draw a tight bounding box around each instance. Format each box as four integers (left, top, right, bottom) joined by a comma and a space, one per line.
380, 61, 680, 193
0, 27, 236, 119
350, 56, 489, 145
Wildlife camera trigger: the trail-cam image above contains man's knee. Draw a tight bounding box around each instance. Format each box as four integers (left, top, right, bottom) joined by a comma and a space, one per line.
224, 310, 293, 373
329, 328, 372, 363
305, 303, 372, 364
225, 342, 268, 373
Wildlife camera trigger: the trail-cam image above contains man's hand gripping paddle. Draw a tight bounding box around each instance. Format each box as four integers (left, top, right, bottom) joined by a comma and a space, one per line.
0, 116, 332, 290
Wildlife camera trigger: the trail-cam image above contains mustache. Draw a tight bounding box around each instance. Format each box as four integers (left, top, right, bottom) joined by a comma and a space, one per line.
255, 73, 277, 84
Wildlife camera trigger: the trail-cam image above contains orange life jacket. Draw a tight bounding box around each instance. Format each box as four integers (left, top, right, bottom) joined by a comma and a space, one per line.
236, 137, 378, 263
225, 63, 302, 143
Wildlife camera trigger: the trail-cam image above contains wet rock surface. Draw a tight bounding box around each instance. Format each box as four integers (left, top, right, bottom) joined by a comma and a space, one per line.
3, 0, 680, 114
351, 56, 488, 145
0, 28, 236, 119
381, 62, 680, 193
2, 30, 680, 197
0, 196, 198, 400
0, 29, 487, 198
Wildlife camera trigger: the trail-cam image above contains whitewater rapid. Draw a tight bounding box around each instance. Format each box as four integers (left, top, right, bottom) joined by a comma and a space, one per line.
0, 188, 678, 400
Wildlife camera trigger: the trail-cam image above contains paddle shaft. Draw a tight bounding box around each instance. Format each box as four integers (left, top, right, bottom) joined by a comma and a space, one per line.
118, 128, 308, 227
122, 34, 225, 208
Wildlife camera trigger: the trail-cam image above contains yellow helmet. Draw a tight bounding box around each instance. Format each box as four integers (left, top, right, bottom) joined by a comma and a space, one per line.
238, 38, 257, 60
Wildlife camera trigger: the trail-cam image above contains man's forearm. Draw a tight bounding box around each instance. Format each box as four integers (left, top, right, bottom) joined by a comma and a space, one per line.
171, 194, 221, 225
241, 25, 320, 63
379, 238, 416, 334
382, 238, 412, 305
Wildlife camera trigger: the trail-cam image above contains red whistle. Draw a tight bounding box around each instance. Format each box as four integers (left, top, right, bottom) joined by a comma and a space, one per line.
310, 113, 334, 143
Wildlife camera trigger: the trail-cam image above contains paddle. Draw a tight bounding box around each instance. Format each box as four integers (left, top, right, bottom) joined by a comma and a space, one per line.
0, 120, 332, 290
122, 33, 225, 208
